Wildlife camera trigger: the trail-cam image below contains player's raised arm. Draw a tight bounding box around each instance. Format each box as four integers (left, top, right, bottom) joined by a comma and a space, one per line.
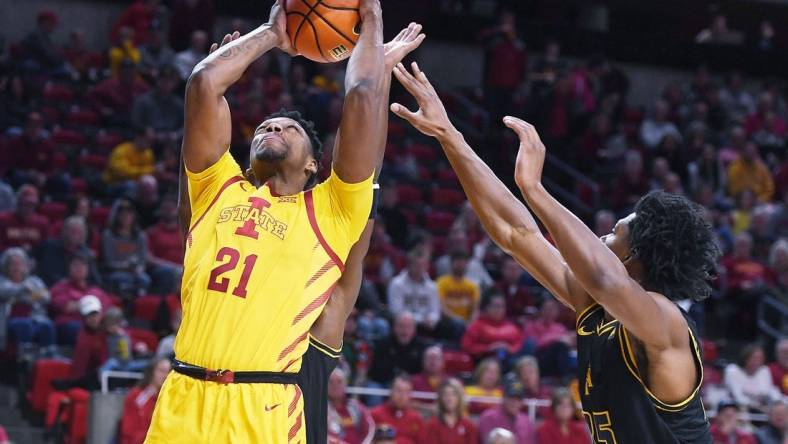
508, 117, 687, 350
182, 1, 295, 174
331, 0, 385, 183
390, 63, 591, 312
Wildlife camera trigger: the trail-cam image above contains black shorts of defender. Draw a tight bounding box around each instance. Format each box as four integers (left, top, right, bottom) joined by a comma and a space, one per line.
171, 359, 299, 384
297, 337, 341, 444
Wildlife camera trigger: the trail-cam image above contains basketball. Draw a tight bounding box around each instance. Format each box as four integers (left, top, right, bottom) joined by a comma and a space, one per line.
285, 0, 360, 63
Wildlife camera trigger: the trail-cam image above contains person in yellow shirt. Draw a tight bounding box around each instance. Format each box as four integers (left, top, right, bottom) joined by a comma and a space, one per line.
145, 1, 385, 443
727, 142, 775, 202
103, 127, 155, 184
436, 249, 481, 323
109, 26, 141, 77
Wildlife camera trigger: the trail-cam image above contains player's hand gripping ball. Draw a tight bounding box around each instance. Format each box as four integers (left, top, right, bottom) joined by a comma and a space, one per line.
284, 0, 360, 63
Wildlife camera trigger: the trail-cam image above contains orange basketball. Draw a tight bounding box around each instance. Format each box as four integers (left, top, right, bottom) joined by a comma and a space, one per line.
285, 0, 360, 63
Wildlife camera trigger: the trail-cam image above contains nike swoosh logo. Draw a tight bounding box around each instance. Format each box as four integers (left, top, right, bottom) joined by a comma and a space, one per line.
578, 326, 593, 336
264, 404, 281, 412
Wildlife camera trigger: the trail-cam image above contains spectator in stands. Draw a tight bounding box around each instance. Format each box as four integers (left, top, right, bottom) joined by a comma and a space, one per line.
0, 425, 7, 444
173, 30, 208, 81
373, 425, 397, 444
511, 356, 552, 419
369, 312, 428, 386
0, 247, 55, 358
5, 112, 54, 186
63, 29, 102, 82
434, 228, 493, 290
754, 20, 776, 53
371, 375, 425, 444
769, 338, 788, 395
99, 307, 150, 374
61, 295, 104, 389
388, 248, 441, 335
755, 401, 787, 444
21, 10, 65, 74
744, 93, 786, 146
461, 290, 523, 361
724, 343, 783, 412
710, 400, 757, 444
425, 379, 479, 444
0, 184, 49, 251
111, 0, 160, 46
478, 10, 527, 120
327, 367, 375, 444
522, 299, 573, 377
727, 141, 774, 203
0, 180, 14, 213
104, 127, 156, 187
91, 58, 150, 125
101, 199, 151, 299
50, 253, 113, 345
411, 345, 447, 395
132, 174, 160, 229
688, 144, 726, 195
611, 150, 650, 213
536, 388, 591, 444
640, 99, 682, 149
378, 185, 409, 249
48, 195, 100, 250
593, 210, 616, 237
436, 250, 480, 325
154, 309, 180, 359
1, 75, 34, 132
465, 358, 502, 415
35, 216, 100, 286
168, 0, 214, 51
495, 257, 534, 322
109, 27, 141, 76
138, 23, 175, 79
719, 71, 755, 123
146, 195, 182, 294
695, 13, 744, 45
478, 375, 537, 444
485, 428, 515, 444
132, 66, 184, 139
119, 357, 170, 444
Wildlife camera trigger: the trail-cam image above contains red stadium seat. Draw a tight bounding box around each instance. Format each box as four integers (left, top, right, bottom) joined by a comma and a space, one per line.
43, 83, 76, 104
395, 184, 423, 203
424, 211, 455, 233
127, 327, 159, 352
28, 359, 72, 413
408, 143, 438, 162
39, 202, 68, 221
431, 188, 466, 208
166, 294, 182, 315
81, 154, 107, 170
133, 296, 162, 323
94, 131, 124, 151
436, 168, 460, 187
66, 108, 101, 127
90, 206, 110, 228
52, 129, 87, 147
443, 350, 474, 378
71, 178, 88, 194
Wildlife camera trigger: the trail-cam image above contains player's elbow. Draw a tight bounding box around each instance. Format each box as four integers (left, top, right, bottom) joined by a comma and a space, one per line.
345, 78, 382, 105
186, 65, 221, 96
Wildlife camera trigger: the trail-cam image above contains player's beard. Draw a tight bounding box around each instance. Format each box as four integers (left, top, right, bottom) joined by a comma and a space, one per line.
254, 144, 288, 163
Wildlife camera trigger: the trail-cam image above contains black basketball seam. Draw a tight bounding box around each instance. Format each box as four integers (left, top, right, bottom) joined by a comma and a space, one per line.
300, 0, 358, 47
303, 15, 329, 62
316, 1, 359, 12
289, 0, 323, 59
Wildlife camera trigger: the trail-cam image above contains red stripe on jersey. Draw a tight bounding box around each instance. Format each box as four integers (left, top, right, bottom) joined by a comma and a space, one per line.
288, 412, 303, 442
304, 190, 345, 272
288, 385, 303, 417
186, 175, 244, 238
304, 259, 336, 288
278, 331, 309, 361
292, 283, 336, 326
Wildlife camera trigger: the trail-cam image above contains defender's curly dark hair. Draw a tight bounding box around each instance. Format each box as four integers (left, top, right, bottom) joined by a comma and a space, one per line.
628, 191, 720, 302
263, 109, 324, 189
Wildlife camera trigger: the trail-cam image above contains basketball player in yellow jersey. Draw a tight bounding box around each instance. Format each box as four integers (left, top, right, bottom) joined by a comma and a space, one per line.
145, 0, 386, 442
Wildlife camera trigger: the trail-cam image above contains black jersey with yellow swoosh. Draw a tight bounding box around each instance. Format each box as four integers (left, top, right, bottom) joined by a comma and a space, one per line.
575, 303, 712, 444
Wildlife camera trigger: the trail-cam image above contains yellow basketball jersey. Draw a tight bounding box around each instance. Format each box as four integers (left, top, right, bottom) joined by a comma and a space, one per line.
176, 151, 372, 373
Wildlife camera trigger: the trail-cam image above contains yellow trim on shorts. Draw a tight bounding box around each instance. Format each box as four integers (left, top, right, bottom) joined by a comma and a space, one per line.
618, 326, 704, 412
308, 334, 342, 358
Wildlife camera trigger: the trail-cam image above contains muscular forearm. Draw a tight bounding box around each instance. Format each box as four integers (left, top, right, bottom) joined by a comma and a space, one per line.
345, 9, 384, 93
191, 25, 279, 93
521, 184, 626, 293
436, 129, 541, 252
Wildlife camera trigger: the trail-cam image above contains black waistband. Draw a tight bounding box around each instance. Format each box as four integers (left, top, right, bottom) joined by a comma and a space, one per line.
172, 359, 298, 384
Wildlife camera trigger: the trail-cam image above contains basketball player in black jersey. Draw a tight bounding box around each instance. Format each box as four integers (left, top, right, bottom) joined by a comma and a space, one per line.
178, 24, 425, 444
390, 63, 719, 444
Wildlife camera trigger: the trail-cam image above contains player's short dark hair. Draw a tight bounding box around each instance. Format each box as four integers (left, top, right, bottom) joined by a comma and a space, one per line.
628, 191, 720, 302
264, 109, 323, 189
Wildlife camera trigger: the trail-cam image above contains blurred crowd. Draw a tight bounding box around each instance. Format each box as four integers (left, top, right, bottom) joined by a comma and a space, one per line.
0, 1, 787, 444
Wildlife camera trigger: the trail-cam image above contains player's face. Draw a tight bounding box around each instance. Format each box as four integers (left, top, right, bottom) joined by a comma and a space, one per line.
602, 213, 635, 263
250, 118, 314, 177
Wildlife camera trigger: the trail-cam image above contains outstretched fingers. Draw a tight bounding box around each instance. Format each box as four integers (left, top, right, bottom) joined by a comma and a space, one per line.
393, 63, 426, 99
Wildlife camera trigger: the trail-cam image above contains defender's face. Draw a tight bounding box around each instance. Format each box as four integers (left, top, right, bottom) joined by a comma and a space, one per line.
250, 117, 312, 173
602, 213, 635, 263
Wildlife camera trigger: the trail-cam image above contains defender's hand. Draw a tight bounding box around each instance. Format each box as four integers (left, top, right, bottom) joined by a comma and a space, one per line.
390, 62, 453, 138
268, 0, 298, 56
209, 31, 240, 54
384, 23, 426, 71
504, 116, 546, 191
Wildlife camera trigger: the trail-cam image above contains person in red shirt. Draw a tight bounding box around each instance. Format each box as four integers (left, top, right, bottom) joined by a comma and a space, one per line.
536, 388, 590, 444
521, 299, 574, 378
111, 0, 159, 45
478, 11, 527, 120
411, 345, 447, 397
327, 367, 375, 444
118, 357, 171, 444
0, 184, 49, 251
371, 375, 426, 444
6, 112, 56, 182
721, 232, 772, 338
89, 59, 149, 125
511, 356, 552, 419
67, 295, 107, 389
50, 254, 114, 345
769, 338, 788, 395
425, 379, 478, 444
710, 400, 757, 444
460, 290, 523, 361
146, 195, 183, 295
